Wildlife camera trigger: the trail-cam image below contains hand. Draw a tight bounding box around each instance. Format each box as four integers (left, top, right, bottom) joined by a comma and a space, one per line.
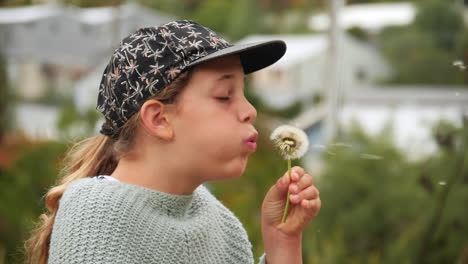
260, 166, 321, 264
261, 166, 321, 237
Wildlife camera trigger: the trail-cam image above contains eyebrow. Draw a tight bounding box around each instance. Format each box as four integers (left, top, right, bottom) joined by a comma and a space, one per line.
211, 73, 246, 91
217, 74, 235, 81
217, 73, 247, 82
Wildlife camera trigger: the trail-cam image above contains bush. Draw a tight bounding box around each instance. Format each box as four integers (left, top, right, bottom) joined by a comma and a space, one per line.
0, 138, 67, 263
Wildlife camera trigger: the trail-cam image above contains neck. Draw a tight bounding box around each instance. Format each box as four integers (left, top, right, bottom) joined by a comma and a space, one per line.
111, 154, 201, 195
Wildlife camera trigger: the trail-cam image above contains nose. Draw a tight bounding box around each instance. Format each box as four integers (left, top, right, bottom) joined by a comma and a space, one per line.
239, 96, 257, 123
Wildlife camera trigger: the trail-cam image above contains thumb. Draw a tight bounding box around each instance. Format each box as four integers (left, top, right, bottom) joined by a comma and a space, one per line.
269, 171, 292, 201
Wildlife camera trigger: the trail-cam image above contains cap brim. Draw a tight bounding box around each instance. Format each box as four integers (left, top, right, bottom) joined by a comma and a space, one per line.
187, 40, 286, 74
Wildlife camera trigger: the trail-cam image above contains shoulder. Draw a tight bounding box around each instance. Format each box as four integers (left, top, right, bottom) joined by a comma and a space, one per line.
196, 185, 253, 249
61, 177, 128, 201
53, 177, 142, 233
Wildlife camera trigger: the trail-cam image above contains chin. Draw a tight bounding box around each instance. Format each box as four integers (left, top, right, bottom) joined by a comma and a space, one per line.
216, 157, 249, 181
232, 157, 249, 179
217, 168, 245, 181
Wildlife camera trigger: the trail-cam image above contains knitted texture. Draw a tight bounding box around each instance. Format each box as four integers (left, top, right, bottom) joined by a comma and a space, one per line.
49, 178, 266, 264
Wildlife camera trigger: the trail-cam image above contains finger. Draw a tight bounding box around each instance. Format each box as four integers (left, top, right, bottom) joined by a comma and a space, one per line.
289, 174, 313, 194
301, 198, 322, 213
289, 185, 319, 204
291, 166, 304, 181
275, 171, 291, 193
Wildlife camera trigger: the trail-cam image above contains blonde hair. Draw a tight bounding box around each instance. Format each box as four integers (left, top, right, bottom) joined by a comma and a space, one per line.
24, 71, 191, 264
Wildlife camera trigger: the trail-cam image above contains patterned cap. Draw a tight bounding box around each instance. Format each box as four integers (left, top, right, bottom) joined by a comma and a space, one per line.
97, 20, 286, 138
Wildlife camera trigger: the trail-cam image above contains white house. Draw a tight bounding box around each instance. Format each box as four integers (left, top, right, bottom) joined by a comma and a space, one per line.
288, 86, 468, 174
0, 3, 174, 100
237, 33, 391, 109
339, 86, 468, 160
0, 3, 174, 140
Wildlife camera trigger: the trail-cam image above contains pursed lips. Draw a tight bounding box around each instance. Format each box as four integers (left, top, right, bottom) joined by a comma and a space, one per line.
244, 133, 258, 152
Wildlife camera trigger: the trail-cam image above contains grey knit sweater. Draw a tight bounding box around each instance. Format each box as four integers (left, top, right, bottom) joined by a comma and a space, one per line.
49, 178, 266, 264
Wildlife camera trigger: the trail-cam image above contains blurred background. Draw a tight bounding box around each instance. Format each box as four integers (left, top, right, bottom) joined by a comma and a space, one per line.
0, 0, 468, 263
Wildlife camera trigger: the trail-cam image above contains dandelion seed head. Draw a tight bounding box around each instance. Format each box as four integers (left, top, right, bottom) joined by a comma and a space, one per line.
270, 125, 309, 160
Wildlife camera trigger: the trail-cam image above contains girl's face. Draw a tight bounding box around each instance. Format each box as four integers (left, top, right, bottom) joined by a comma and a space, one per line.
169, 55, 258, 182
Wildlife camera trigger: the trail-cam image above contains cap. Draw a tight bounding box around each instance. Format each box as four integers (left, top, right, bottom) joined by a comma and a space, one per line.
97, 20, 286, 138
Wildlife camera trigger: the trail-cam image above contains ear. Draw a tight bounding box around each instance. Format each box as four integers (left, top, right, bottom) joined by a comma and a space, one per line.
139, 99, 174, 141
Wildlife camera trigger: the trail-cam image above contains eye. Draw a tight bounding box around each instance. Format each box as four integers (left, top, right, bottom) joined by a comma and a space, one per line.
216, 97, 231, 101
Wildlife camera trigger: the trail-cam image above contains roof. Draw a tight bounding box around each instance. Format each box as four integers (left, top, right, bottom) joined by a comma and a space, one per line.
308, 2, 415, 33
0, 4, 61, 24
237, 34, 327, 69
0, 3, 175, 65
344, 86, 468, 106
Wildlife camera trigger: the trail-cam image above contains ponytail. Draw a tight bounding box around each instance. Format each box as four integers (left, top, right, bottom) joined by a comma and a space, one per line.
24, 134, 115, 264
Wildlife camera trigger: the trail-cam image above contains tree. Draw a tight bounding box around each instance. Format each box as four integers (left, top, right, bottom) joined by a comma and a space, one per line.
377, 0, 467, 85
456, 29, 468, 84
0, 53, 11, 141
380, 26, 463, 84
191, 0, 232, 36
0, 140, 67, 263
414, 0, 464, 51
301, 118, 468, 264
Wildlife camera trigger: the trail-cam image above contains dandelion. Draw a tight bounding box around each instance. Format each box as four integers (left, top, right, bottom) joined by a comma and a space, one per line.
270, 125, 309, 160
270, 125, 309, 223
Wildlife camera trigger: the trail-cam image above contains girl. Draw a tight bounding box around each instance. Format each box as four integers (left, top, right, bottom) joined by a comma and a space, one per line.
25, 20, 321, 264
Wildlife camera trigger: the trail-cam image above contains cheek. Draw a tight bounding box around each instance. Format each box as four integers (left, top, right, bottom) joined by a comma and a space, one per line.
173, 109, 248, 179
178, 102, 234, 137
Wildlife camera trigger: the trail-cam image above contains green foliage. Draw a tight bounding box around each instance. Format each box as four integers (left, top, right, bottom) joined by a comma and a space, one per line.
211, 116, 468, 264
305, 118, 468, 264
224, 0, 269, 41
63, 0, 123, 7
347, 26, 369, 42
0, 0, 31, 7
138, 0, 199, 18
307, 121, 424, 263
378, 0, 467, 85
0, 140, 67, 264
0, 54, 12, 140
211, 103, 463, 264
191, 0, 231, 35
191, 0, 270, 41
456, 29, 468, 83
56, 104, 100, 139
413, 118, 468, 264
414, 0, 464, 51
380, 26, 463, 84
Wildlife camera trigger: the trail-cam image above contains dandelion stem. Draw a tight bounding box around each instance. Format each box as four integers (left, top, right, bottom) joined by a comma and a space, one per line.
281, 158, 292, 223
